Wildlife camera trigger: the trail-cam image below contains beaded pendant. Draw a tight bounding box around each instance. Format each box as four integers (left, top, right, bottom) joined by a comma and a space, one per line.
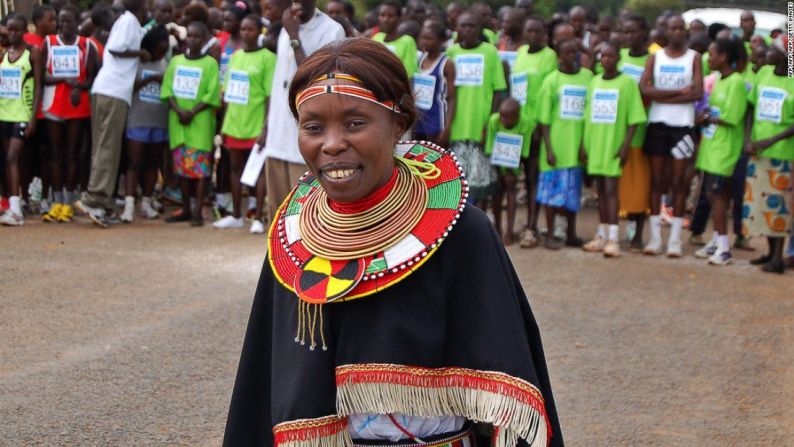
268, 141, 468, 305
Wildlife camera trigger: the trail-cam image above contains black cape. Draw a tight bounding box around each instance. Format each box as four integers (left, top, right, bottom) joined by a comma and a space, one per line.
223, 206, 564, 446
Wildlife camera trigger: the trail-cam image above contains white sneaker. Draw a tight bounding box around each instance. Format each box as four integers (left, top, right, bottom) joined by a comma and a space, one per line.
666, 238, 683, 258
213, 215, 245, 229
139, 198, 160, 219
250, 219, 266, 234
694, 240, 718, 259
708, 249, 733, 266
150, 197, 164, 212
121, 199, 135, 223
643, 237, 662, 255
0, 210, 24, 226
603, 239, 621, 258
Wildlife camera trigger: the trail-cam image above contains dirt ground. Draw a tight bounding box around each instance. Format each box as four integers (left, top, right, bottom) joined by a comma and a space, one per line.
1, 206, 792, 446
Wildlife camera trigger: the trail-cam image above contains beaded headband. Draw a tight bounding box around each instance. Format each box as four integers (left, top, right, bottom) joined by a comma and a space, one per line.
295, 73, 402, 113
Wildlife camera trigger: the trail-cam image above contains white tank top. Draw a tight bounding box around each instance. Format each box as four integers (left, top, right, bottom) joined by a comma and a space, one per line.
648, 48, 697, 127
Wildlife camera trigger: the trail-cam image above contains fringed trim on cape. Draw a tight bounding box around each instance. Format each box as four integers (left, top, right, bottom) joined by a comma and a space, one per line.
335, 364, 551, 447
273, 415, 353, 447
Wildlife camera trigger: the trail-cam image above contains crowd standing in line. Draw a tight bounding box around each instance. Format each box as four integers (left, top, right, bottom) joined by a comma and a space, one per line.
0, 0, 792, 272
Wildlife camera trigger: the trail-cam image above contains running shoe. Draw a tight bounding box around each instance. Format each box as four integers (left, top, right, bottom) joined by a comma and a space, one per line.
57, 204, 74, 223
583, 236, 607, 253
162, 187, 183, 205
694, 240, 718, 259
518, 228, 538, 248
0, 210, 24, 226
74, 200, 109, 228
42, 203, 63, 223
213, 215, 245, 229
250, 219, 266, 234
689, 233, 706, 246
643, 237, 663, 255
666, 238, 683, 258
139, 198, 160, 219
121, 202, 135, 223
708, 249, 733, 266
603, 240, 621, 258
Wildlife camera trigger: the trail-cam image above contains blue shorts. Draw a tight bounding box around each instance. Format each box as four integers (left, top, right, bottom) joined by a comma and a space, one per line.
126, 127, 168, 144
536, 167, 583, 212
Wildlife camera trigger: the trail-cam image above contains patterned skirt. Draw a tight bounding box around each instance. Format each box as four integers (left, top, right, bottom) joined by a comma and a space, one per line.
537, 167, 583, 212
451, 141, 496, 201
743, 156, 793, 238
172, 145, 211, 179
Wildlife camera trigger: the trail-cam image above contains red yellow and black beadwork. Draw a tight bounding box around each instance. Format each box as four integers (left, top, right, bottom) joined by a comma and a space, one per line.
268, 141, 468, 304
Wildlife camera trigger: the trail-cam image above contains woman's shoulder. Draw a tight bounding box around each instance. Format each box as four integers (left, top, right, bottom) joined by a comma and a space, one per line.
446, 206, 496, 247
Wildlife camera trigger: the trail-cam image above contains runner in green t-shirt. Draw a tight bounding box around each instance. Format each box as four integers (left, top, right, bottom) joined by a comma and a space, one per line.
446, 11, 506, 207
693, 36, 748, 266
510, 16, 557, 248
161, 22, 221, 226
372, 0, 418, 77
483, 99, 532, 246
536, 38, 593, 249
581, 42, 646, 258
616, 14, 651, 251
217, 15, 276, 232
742, 46, 794, 273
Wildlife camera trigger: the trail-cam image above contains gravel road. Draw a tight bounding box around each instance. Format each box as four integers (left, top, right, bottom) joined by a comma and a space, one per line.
1, 208, 791, 446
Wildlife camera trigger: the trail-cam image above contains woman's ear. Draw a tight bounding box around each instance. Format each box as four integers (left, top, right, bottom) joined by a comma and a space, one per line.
392, 113, 410, 142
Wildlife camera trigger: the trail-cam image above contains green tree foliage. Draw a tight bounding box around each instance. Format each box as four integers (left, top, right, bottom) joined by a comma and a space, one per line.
623, 0, 685, 22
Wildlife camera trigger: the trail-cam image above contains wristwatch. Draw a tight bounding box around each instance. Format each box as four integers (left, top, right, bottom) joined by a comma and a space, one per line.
290, 38, 301, 49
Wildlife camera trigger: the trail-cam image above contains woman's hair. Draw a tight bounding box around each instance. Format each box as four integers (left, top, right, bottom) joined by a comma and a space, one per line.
5, 11, 27, 28
288, 38, 416, 130
183, 3, 210, 25
141, 25, 169, 54
713, 35, 748, 72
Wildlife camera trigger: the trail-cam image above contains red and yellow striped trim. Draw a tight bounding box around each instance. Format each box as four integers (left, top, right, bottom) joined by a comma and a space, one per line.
295, 84, 400, 112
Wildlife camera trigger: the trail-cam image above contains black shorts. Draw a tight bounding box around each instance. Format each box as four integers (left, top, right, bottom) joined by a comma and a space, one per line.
702, 172, 730, 195
0, 121, 27, 140
644, 123, 696, 158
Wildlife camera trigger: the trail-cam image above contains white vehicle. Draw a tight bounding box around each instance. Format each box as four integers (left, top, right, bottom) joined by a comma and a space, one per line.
682, 8, 786, 38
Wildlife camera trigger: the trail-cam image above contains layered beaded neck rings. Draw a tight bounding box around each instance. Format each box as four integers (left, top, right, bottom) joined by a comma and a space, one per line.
268, 141, 468, 349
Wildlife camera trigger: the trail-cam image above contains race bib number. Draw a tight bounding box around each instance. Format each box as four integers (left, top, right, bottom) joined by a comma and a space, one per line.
0, 67, 22, 99
455, 54, 484, 86
51, 46, 80, 78
510, 73, 527, 105
560, 85, 586, 120
173, 66, 202, 100
138, 69, 162, 104
225, 70, 250, 105
413, 74, 436, 111
657, 64, 687, 89
620, 63, 644, 83
590, 89, 619, 124
756, 87, 787, 124
499, 51, 517, 70
491, 132, 523, 169
703, 107, 720, 139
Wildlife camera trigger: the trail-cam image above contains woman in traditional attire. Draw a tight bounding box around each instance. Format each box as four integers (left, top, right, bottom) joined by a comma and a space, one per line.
223, 37, 563, 447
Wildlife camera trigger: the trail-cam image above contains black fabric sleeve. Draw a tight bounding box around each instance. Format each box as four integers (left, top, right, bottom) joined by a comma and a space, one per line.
222, 260, 274, 447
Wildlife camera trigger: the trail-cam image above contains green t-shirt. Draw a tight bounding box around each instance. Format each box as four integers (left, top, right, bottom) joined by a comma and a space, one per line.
161, 55, 221, 151
511, 45, 557, 125
583, 73, 647, 177
373, 33, 418, 77
748, 66, 794, 161
483, 28, 497, 45
537, 68, 593, 172
446, 42, 507, 142
484, 112, 533, 169
0, 48, 35, 123
221, 48, 276, 140
702, 52, 710, 76
696, 72, 748, 176
618, 48, 650, 148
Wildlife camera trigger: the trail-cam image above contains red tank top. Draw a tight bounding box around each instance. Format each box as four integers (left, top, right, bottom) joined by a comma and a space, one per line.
43, 34, 94, 119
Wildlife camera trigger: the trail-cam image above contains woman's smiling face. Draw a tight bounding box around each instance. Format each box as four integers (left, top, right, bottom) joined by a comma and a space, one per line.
297, 80, 407, 203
